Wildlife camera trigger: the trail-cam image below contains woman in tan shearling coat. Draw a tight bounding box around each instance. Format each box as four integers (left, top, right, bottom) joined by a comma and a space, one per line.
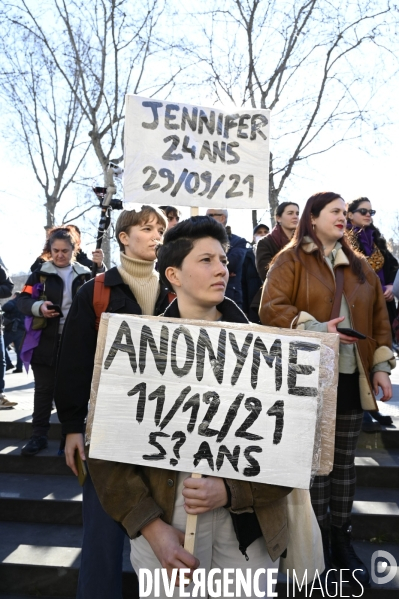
260, 192, 395, 590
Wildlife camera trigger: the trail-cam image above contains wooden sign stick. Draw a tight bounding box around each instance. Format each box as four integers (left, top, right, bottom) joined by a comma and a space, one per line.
184, 205, 201, 557
184, 473, 202, 554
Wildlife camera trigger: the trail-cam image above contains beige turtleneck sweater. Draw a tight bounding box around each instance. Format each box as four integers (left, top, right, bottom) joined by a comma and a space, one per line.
117, 252, 160, 316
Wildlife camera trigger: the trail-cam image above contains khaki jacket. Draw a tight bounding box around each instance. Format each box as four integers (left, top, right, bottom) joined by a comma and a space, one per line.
259, 241, 395, 410
87, 458, 290, 561
88, 298, 291, 562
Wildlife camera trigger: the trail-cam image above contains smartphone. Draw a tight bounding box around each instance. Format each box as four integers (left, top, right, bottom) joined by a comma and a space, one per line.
336, 327, 366, 340
47, 304, 64, 317
74, 448, 88, 486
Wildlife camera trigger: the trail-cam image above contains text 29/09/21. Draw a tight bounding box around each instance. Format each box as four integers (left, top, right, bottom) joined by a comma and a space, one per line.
143, 166, 254, 200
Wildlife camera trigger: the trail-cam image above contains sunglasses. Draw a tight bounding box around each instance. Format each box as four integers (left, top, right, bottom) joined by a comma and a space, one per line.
353, 208, 376, 216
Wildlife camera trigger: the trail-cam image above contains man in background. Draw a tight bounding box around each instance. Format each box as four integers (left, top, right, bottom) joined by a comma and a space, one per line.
206, 208, 247, 309
159, 205, 181, 230
2, 292, 25, 373
242, 223, 269, 322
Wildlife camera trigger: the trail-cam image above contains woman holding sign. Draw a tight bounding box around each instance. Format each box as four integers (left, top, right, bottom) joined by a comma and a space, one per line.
87, 216, 292, 599
260, 192, 395, 589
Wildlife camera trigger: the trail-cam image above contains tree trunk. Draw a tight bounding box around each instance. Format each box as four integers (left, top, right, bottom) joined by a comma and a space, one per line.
46, 197, 57, 228
268, 154, 279, 227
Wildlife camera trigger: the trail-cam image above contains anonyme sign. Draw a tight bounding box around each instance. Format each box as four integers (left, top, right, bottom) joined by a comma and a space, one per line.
89, 315, 322, 489
123, 95, 270, 209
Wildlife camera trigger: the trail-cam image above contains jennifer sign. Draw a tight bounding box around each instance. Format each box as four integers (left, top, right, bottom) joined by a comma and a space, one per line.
123, 95, 270, 209
89, 315, 322, 489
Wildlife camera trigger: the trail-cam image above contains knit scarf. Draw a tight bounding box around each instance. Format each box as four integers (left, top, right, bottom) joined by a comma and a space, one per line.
118, 253, 160, 316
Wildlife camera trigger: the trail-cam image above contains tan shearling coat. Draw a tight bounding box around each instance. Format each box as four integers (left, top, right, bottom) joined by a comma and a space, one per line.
259, 240, 395, 410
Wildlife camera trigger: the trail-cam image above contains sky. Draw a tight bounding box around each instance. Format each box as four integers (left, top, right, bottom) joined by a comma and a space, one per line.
1, 131, 398, 276
0, 1, 398, 275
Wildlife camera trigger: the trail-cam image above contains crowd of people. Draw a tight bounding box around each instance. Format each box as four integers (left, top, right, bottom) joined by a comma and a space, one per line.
0, 195, 398, 598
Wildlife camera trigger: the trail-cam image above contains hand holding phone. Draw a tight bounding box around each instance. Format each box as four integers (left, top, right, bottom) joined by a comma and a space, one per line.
336, 327, 366, 340
47, 304, 64, 317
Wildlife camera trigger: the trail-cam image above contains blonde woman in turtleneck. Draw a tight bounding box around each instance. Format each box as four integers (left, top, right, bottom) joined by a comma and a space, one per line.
54, 205, 169, 599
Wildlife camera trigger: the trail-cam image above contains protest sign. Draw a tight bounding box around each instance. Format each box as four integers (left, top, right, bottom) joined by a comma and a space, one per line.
88, 314, 339, 489
123, 95, 270, 209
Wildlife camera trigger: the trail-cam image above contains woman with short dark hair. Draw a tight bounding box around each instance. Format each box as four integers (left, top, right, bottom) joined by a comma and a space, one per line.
260, 192, 395, 589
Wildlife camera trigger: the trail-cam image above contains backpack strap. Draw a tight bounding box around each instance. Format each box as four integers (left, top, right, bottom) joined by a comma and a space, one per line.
168, 291, 177, 304
93, 272, 111, 331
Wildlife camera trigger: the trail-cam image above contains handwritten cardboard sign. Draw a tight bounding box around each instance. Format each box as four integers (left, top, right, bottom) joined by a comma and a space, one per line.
88, 315, 339, 489
123, 95, 270, 209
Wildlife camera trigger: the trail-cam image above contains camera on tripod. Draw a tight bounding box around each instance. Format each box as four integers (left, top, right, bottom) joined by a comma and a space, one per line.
92, 187, 123, 211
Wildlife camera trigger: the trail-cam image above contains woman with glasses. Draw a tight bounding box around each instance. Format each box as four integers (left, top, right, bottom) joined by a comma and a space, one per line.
347, 198, 398, 324
346, 198, 398, 431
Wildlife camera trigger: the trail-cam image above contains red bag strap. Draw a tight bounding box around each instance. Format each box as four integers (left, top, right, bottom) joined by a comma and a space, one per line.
93, 273, 111, 331
168, 291, 176, 305
330, 266, 345, 320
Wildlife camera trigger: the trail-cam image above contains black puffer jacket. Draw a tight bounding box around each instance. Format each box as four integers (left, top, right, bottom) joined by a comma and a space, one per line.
17, 261, 91, 366
0, 264, 13, 299
55, 267, 170, 435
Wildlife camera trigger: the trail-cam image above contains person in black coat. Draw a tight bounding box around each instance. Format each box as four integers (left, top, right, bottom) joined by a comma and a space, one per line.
54, 205, 169, 599
17, 228, 92, 455
2, 292, 25, 372
241, 224, 269, 323
0, 263, 14, 408
206, 209, 247, 308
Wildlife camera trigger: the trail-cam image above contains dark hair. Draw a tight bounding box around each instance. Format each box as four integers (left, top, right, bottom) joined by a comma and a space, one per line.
159, 205, 181, 218
40, 227, 79, 261
115, 205, 167, 252
282, 191, 366, 283
347, 197, 388, 252
275, 202, 299, 218
157, 215, 229, 290
347, 197, 370, 214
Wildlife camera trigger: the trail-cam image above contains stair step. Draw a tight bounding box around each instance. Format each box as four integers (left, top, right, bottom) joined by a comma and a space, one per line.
0, 473, 82, 525
355, 449, 399, 487
0, 522, 135, 598
0, 439, 72, 476
357, 406, 399, 450
0, 596, 74, 599
0, 411, 62, 440
352, 487, 399, 542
